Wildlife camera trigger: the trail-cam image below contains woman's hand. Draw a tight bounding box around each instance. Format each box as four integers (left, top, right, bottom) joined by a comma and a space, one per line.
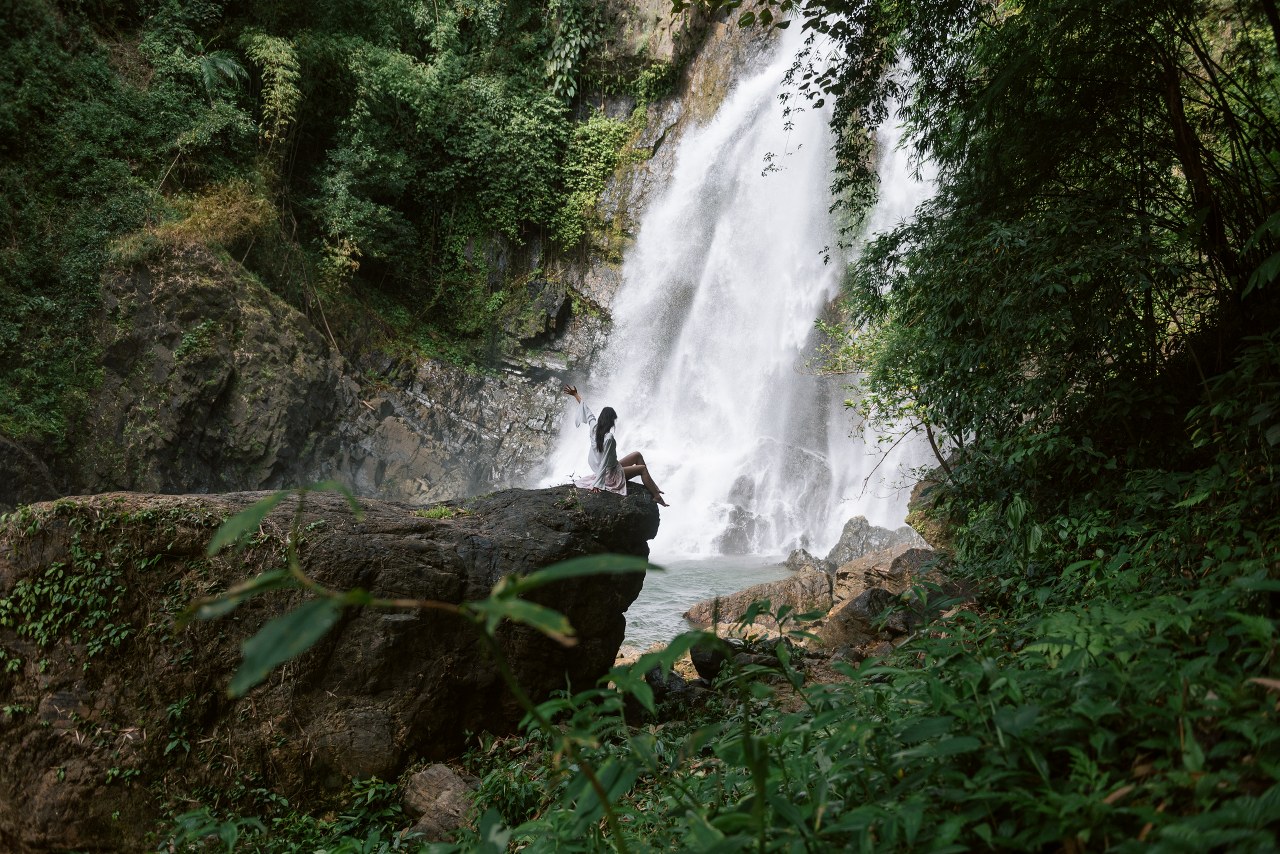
562, 384, 580, 400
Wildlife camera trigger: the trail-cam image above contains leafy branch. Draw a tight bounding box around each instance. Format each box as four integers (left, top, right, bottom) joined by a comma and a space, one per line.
184, 482, 653, 851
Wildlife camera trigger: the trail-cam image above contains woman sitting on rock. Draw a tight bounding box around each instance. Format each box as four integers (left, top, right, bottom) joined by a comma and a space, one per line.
562, 384, 668, 506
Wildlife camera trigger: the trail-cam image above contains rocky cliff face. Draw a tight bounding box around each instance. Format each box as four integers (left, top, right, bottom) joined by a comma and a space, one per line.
319, 14, 776, 506
0, 485, 658, 852
59, 247, 356, 495
0, 9, 772, 513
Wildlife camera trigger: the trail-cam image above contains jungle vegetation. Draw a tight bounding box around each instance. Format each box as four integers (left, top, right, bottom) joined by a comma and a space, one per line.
425, 0, 1280, 850
0, 0, 670, 448
3, 0, 1279, 850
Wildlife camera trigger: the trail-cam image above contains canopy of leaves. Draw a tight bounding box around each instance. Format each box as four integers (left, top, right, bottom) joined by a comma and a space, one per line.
0, 0, 634, 446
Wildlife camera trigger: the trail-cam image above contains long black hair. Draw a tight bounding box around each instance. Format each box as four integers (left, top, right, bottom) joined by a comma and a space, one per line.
595, 407, 617, 453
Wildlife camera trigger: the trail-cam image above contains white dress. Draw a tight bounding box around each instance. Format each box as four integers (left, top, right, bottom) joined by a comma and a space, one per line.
573, 400, 627, 495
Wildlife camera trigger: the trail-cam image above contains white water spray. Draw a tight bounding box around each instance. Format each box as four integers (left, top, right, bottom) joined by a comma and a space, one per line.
543, 29, 934, 559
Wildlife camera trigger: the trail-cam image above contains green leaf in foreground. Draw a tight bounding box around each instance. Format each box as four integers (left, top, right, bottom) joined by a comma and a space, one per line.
466, 597, 577, 646
306, 480, 364, 519
178, 569, 297, 628
229, 598, 342, 698
510, 554, 653, 595
207, 491, 291, 556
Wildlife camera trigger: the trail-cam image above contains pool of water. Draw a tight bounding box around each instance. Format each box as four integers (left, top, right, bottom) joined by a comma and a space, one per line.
621, 554, 790, 653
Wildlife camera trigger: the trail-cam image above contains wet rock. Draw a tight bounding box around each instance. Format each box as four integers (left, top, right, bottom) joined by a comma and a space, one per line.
66, 246, 357, 497
322, 355, 568, 504
906, 473, 951, 552
832, 545, 936, 603
868, 641, 897, 659
0, 485, 657, 852
516, 278, 572, 347
823, 516, 927, 567
56, 246, 577, 511
690, 637, 736, 681
874, 547, 936, 587
832, 646, 867, 665
785, 548, 834, 575
402, 764, 473, 843
645, 666, 690, 702
712, 504, 764, 554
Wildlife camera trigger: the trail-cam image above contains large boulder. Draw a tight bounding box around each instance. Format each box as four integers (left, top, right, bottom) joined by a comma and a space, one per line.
68, 246, 357, 496
906, 473, 953, 553
61, 246, 573, 508
815, 545, 969, 652
0, 485, 657, 852
401, 764, 474, 843
818, 587, 903, 651
832, 545, 938, 603
823, 516, 927, 566
785, 547, 834, 575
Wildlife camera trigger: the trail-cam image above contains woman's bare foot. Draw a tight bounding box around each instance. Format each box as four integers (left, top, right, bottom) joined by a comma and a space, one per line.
654, 494, 669, 507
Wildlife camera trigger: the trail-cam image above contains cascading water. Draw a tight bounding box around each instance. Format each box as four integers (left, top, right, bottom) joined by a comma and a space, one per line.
543, 26, 933, 567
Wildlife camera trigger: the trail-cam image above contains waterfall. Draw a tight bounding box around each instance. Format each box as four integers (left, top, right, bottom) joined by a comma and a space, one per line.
543, 27, 934, 559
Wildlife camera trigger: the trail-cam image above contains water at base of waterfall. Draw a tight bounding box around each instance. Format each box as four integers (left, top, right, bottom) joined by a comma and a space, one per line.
620, 554, 790, 653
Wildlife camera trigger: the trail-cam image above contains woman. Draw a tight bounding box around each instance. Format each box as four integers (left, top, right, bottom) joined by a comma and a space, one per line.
563, 384, 668, 506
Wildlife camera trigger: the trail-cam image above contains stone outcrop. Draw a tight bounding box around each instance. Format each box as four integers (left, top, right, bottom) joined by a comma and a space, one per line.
26, 246, 578, 511
906, 473, 952, 553
680, 512, 970, 661
315, 355, 573, 504
58, 247, 357, 499
784, 547, 834, 575
683, 567, 833, 630
401, 764, 475, 843
0, 437, 57, 513
0, 485, 658, 852
823, 515, 928, 566
832, 544, 937, 600
816, 546, 966, 652
820, 587, 905, 649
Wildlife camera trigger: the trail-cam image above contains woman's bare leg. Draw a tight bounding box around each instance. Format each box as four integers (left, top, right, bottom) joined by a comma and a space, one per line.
623, 463, 668, 506
620, 452, 663, 493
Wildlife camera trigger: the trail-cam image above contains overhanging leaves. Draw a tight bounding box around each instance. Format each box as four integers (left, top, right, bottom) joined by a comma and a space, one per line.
228, 597, 343, 698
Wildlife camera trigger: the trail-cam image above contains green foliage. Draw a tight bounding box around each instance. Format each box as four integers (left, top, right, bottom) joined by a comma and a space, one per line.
162, 777, 408, 853
170, 485, 655, 849
1, 0, 657, 449
631, 61, 678, 107
173, 319, 220, 361
170, 362, 1279, 852
546, 0, 606, 101
412, 504, 470, 519
0, 529, 133, 671
445, 521, 1280, 851
238, 29, 301, 148
552, 112, 632, 249
410, 4, 1280, 849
